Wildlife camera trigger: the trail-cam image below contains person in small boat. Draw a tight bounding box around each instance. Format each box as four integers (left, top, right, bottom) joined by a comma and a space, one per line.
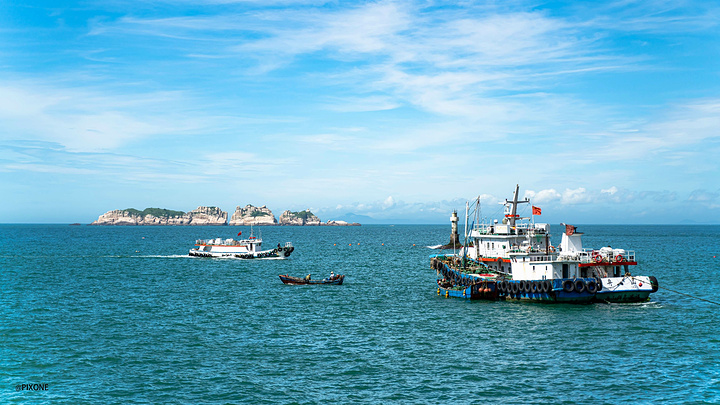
329, 271, 335, 280
305, 274, 311, 281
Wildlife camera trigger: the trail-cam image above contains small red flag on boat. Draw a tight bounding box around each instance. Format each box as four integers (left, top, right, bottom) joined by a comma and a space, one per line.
237, 231, 242, 236
565, 224, 575, 236
532, 206, 542, 215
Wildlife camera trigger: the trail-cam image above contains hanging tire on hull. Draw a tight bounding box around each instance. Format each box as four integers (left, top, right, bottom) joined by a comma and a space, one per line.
650, 276, 659, 292
585, 279, 598, 294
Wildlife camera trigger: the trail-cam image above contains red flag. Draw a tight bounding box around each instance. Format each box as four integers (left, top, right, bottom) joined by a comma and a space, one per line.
565, 224, 575, 236
237, 231, 242, 236
532, 206, 541, 215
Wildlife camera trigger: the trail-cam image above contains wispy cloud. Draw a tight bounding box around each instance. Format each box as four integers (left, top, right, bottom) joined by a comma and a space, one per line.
2, 1, 720, 222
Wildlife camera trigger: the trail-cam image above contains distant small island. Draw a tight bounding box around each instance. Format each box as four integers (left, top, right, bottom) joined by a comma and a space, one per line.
90, 204, 360, 226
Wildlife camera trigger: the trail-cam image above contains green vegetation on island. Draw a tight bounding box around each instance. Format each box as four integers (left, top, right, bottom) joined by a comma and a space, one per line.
250, 211, 270, 217
124, 208, 186, 218
289, 210, 314, 220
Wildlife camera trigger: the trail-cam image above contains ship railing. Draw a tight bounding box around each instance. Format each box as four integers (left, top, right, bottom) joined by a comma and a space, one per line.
511, 255, 557, 262
576, 249, 636, 263
472, 224, 491, 234
196, 239, 245, 246
472, 223, 534, 235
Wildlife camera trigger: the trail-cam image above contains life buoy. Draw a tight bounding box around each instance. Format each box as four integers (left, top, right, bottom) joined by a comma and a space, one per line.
562, 279, 574, 293
549, 246, 556, 253
615, 254, 624, 262
574, 279, 586, 293
595, 255, 603, 263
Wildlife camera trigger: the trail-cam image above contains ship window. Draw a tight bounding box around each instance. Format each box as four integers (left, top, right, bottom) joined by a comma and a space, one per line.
492, 243, 494, 249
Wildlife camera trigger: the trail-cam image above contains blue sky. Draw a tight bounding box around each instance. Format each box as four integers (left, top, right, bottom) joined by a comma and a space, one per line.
1, 0, 719, 224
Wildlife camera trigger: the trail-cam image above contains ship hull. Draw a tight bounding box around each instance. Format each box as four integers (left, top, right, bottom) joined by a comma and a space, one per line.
437, 279, 596, 304
189, 245, 294, 259
593, 276, 657, 303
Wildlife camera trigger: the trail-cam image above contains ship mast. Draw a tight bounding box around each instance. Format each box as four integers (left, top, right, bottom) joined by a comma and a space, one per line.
504, 184, 530, 227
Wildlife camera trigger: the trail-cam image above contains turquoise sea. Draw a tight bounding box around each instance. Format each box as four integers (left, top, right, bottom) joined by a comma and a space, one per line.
2, 224, 719, 404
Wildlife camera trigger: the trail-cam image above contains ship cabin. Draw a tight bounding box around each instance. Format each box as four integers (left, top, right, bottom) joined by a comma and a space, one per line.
194, 237, 261, 253
468, 222, 552, 259
508, 252, 581, 281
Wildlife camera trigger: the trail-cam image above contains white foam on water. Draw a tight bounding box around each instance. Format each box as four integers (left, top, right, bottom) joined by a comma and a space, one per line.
131, 254, 192, 258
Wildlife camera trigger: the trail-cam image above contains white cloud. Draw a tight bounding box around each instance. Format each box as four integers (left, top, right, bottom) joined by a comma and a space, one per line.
602, 186, 618, 195
323, 95, 401, 112
382, 196, 395, 209
561, 188, 592, 204
525, 189, 562, 204
0, 83, 199, 151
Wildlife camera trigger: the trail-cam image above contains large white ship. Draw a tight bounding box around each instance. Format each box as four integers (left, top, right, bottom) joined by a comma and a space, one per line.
432, 185, 658, 303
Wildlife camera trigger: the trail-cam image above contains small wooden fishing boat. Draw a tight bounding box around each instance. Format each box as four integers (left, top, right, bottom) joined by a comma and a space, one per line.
279, 274, 345, 285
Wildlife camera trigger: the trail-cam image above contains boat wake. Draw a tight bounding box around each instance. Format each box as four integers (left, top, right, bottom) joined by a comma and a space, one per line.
131, 255, 191, 259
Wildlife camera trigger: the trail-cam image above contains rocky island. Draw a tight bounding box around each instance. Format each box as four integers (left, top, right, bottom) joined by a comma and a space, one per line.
91, 204, 360, 226
278, 209, 322, 225
229, 205, 277, 226
91, 206, 228, 225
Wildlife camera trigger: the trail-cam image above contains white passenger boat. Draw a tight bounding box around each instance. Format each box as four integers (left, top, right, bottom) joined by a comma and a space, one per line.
189, 230, 294, 259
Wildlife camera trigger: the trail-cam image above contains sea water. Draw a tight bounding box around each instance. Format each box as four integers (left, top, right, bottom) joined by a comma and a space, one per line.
1, 224, 719, 404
